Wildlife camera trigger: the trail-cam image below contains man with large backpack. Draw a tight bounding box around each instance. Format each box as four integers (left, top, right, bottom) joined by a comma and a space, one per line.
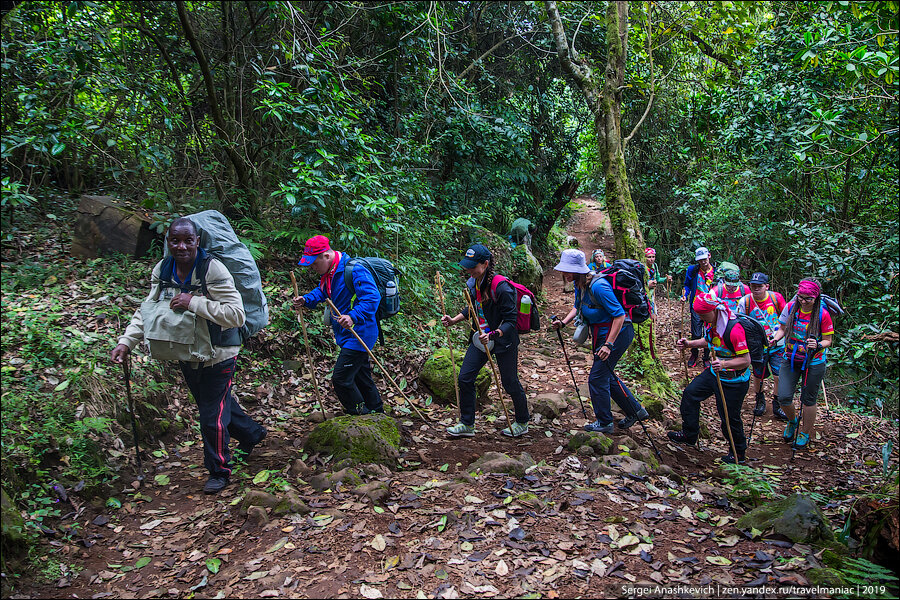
293, 235, 384, 416
669, 293, 752, 464
711, 263, 750, 313
681, 247, 717, 367
110, 217, 267, 495
737, 272, 788, 420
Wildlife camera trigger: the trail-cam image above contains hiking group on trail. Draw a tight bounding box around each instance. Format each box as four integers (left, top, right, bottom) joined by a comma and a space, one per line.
111, 214, 839, 493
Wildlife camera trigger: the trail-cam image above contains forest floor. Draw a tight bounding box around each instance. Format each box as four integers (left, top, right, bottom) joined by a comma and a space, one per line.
11, 197, 898, 599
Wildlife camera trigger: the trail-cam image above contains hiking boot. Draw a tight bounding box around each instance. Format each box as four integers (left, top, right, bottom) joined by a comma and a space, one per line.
237, 426, 267, 459
501, 422, 529, 438
618, 407, 649, 430
753, 393, 767, 417
783, 417, 800, 443
721, 452, 746, 465
687, 349, 699, 368
584, 420, 614, 434
792, 432, 810, 450
446, 423, 476, 437
772, 401, 789, 421
203, 476, 229, 495
667, 430, 697, 446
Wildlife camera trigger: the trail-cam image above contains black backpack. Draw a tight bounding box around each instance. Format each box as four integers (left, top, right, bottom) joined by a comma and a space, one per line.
723, 315, 767, 373
597, 259, 652, 324
343, 257, 401, 344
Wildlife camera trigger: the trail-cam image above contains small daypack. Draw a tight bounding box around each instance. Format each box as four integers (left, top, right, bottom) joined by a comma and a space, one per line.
723, 315, 767, 373
597, 259, 651, 324
161, 211, 269, 344
471, 275, 541, 334
343, 257, 401, 345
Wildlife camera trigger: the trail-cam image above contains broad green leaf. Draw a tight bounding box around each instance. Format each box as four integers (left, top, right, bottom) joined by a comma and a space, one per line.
206, 557, 221, 574
134, 556, 151, 569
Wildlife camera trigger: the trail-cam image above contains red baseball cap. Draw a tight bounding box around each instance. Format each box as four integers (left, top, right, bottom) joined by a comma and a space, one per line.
298, 235, 330, 266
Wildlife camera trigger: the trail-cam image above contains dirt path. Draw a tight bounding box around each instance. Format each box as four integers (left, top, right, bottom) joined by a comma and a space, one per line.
16, 197, 897, 599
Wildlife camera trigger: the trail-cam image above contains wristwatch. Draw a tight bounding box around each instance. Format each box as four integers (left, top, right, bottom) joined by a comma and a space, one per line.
603, 342, 614, 350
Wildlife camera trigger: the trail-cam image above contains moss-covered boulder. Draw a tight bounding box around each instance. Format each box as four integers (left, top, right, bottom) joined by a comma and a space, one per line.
806, 568, 847, 587
240, 489, 280, 515
419, 348, 490, 405
735, 494, 834, 544
568, 431, 614, 455
530, 393, 569, 420
305, 413, 402, 468
597, 454, 649, 477
630, 446, 660, 471
1, 487, 26, 572
643, 396, 665, 420
508, 244, 543, 294
468, 452, 536, 477
273, 489, 312, 516
308, 467, 363, 492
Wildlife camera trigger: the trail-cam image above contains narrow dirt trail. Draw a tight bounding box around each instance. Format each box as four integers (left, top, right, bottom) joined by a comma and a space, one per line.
17, 197, 896, 599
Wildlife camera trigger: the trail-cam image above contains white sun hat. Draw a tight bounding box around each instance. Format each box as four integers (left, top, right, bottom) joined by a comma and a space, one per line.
554, 249, 591, 274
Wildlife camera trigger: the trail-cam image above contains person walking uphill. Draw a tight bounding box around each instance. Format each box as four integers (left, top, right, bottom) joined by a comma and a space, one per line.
552, 249, 648, 433
110, 218, 266, 495
670, 293, 752, 464
737, 272, 788, 420
644, 247, 671, 318
682, 247, 717, 367
711, 263, 750, 314
771, 279, 834, 451
293, 235, 383, 416
441, 244, 530, 438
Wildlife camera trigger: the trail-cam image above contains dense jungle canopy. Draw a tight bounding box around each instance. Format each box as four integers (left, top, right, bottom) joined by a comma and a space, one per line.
1, 1, 898, 596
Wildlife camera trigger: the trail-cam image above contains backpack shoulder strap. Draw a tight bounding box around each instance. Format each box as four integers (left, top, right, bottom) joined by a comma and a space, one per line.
196, 254, 212, 296
343, 259, 358, 297
489, 274, 508, 303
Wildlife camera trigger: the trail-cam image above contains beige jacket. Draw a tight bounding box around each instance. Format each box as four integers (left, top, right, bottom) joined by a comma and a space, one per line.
118, 257, 245, 366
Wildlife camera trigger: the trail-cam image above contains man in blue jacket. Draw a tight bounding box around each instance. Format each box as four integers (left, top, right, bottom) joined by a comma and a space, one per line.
294, 235, 383, 415
681, 247, 717, 367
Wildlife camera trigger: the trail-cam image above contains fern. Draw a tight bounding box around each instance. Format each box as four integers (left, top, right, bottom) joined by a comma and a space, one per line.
837, 557, 899, 598
721, 463, 784, 505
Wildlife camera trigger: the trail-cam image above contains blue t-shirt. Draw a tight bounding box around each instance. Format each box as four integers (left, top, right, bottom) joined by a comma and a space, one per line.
576, 277, 626, 338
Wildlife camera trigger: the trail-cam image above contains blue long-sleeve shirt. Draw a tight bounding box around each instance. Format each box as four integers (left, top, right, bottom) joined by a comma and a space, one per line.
683, 262, 717, 305
302, 254, 380, 351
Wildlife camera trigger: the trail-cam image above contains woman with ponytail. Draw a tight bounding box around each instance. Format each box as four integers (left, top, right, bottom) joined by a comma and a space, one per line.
771, 279, 834, 450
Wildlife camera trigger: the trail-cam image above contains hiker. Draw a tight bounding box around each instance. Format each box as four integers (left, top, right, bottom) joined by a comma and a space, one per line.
670, 293, 751, 464
110, 218, 267, 495
770, 279, 834, 451
681, 247, 717, 367
710, 262, 750, 313
644, 247, 671, 317
440, 244, 530, 438
508, 218, 535, 249
737, 272, 788, 420
588, 249, 610, 272
551, 249, 648, 433
292, 235, 384, 416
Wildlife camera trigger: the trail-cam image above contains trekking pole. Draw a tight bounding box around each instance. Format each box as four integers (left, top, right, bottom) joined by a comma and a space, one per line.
747, 352, 769, 445
551, 315, 588, 419
461, 285, 514, 433
323, 298, 429, 422
604, 359, 662, 460
290, 271, 325, 420
435, 272, 461, 412
122, 355, 144, 483
649, 319, 658, 361
711, 350, 740, 462
821, 380, 830, 412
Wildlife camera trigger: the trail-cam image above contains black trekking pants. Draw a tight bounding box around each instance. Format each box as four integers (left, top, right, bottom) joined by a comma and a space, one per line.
680, 368, 749, 455
181, 357, 264, 479
458, 342, 529, 427
332, 348, 383, 415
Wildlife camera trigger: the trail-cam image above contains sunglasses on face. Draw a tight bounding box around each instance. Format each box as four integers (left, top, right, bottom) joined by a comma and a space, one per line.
797, 295, 816, 302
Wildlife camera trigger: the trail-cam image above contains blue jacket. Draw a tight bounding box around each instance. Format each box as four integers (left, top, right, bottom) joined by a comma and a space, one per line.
683, 262, 717, 305
303, 253, 380, 351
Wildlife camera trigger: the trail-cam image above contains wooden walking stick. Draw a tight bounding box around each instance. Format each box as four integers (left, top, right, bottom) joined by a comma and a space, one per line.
821, 380, 830, 411
290, 271, 325, 419
323, 297, 429, 422
435, 272, 461, 411
461, 284, 514, 433
711, 350, 740, 462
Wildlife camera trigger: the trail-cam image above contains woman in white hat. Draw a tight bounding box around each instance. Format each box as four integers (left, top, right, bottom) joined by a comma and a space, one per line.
551, 249, 649, 433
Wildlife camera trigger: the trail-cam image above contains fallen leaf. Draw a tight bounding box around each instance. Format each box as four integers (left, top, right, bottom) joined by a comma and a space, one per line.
706, 556, 732, 566
265, 537, 288, 554
360, 584, 384, 599
464, 495, 484, 504
134, 557, 151, 569
495, 559, 509, 576
371, 534, 386, 552
206, 558, 221, 574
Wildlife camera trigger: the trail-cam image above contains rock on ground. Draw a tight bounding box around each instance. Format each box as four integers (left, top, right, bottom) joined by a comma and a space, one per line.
735, 493, 834, 544
568, 431, 614, 455
508, 244, 543, 294
308, 467, 363, 493
530, 392, 569, 420
305, 413, 402, 467
419, 348, 491, 405
593, 454, 650, 478
468, 452, 536, 477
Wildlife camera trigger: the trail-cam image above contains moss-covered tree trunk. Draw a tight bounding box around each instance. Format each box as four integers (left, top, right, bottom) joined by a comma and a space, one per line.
546, 0, 675, 398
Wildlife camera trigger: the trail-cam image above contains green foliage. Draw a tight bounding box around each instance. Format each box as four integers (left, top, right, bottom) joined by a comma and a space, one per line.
835, 556, 899, 597
721, 464, 784, 506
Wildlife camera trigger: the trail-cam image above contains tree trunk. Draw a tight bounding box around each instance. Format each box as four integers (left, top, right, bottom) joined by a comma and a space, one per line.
546, 0, 674, 398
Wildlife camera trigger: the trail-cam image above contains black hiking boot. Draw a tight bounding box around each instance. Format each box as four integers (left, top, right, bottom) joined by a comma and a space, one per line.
203, 476, 229, 495
236, 426, 267, 459
772, 401, 789, 421
667, 430, 697, 446
753, 393, 767, 417
721, 452, 746, 465
687, 349, 699, 368
618, 407, 649, 430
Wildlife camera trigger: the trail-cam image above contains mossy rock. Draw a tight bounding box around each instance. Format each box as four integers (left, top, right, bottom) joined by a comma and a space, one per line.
2, 487, 26, 564
568, 431, 614, 455
273, 489, 312, 516
468, 452, 535, 477
530, 393, 569, 420
305, 413, 402, 468
630, 446, 659, 471
308, 467, 363, 493
419, 348, 491, 405
735, 494, 834, 544
806, 567, 847, 587
643, 397, 665, 420
240, 489, 280, 515
508, 244, 543, 294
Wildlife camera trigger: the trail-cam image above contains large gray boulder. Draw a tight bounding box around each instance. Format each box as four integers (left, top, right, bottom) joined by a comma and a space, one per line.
305, 413, 402, 468
419, 348, 490, 405
736, 494, 834, 544
508, 245, 543, 294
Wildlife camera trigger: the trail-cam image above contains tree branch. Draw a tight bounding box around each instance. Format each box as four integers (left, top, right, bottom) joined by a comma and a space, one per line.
625, 1, 654, 146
